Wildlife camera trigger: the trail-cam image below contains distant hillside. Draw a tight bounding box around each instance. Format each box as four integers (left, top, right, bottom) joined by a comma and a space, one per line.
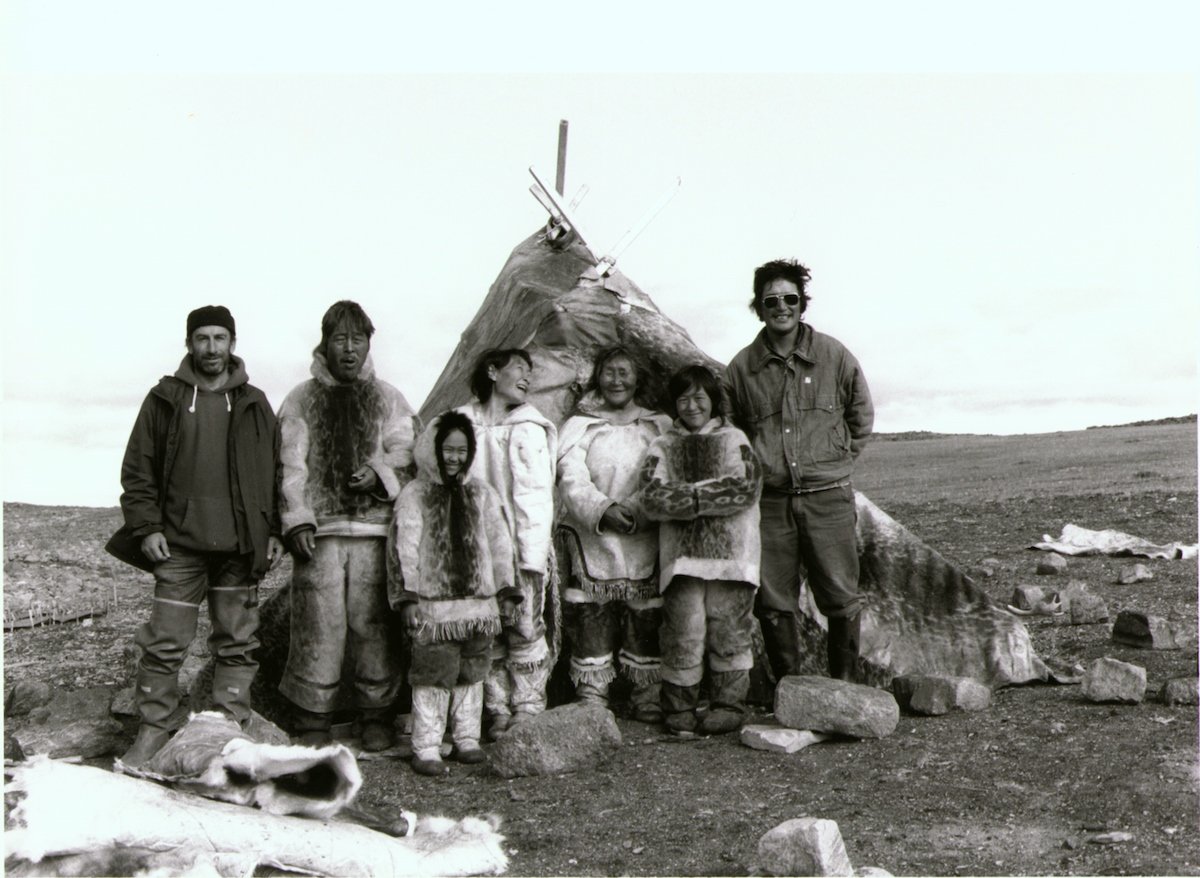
876, 414, 1196, 442
1086, 414, 1197, 430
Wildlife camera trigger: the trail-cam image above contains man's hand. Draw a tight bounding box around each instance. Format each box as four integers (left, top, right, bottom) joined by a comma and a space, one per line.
400, 603, 418, 628
348, 466, 378, 494
288, 527, 316, 561
600, 503, 638, 534
498, 595, 521, 624
266, 536, 285, 570
140, 532, 170, 564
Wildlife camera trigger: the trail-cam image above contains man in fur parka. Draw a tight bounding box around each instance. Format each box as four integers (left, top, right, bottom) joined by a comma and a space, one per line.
277, 300, 419, 751
390, 410, 522, 775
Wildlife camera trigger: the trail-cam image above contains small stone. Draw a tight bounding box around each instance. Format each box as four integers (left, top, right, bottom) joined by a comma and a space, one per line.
1111, 611, 1186, 650
1068, 592, 1109, 625
775, 676, 899, 739
4, 680, 53, 717
1159, 677, 1200, 706
1117, 563, 1153, 585
967, 566, 994, 580
1037, 554, 1068, 575
855, 868, 894, 877
1010, 584, 1048, 610
980, 557, 1003, 570
917, 676, 991, 714
757, 817, 854, 877
1088, 831, 1134, 845
741, 725, 830, 753
1063, 838, 1078, 850
1081, 657, 1146, 704
489, 702, 621, 778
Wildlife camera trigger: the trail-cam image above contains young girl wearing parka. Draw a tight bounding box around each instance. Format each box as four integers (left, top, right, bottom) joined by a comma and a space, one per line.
637, 365, 763, 736
454, 349, 558, 737
556, 347, 672, 721
390, 410, 521, 775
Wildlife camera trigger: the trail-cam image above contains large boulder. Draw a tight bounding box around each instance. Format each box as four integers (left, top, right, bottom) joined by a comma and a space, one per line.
488, 702, 620, 778
774, 676, 898, 739
12, 686, 124, 759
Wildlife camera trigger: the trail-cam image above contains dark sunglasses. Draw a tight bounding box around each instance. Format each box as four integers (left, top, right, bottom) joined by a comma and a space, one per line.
762, 293, 800, 309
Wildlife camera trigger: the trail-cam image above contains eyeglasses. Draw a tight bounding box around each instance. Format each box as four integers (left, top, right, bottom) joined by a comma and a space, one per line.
762, 293, 800, 309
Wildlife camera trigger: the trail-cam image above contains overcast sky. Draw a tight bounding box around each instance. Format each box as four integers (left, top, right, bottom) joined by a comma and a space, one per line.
3, 3, 1198, 507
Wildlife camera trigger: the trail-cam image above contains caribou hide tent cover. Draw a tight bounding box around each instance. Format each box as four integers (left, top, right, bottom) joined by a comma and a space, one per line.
421, 227, 1049, 688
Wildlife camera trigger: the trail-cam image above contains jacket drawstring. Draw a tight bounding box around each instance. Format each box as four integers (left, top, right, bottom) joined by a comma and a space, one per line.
188, 386, 232, 413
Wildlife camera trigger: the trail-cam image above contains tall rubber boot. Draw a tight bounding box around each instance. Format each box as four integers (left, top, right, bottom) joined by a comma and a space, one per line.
483, 662, 512, 740
759, 611, 803, 683
211, 663, 257, 727
449, 682, 486, 764
291, 704, 334, 747
510, 660, 549, 724
826, 613, 861, 682
700, 670, 749, 735
662, 681, 700, 734
134, 666, 181, 732
411, 686, 450, 776
118, 725, 172, 770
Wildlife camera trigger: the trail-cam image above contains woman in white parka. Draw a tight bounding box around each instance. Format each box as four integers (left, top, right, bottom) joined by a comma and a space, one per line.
455, 349, 558, 737
556, 347, 673, 722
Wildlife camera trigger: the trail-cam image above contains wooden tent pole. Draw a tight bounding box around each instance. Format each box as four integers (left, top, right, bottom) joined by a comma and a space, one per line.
555, 119, 569, 196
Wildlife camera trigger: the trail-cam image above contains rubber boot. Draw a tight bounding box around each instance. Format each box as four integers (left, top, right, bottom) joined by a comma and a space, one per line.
118, 725, 172, 770
700, 670, 749, 735
359, 706, 396, 753
449, 682, 486, 764
826, 613, 861, 682
759, 611, 802, 682
133, 666, 182, 732
291, 704, 334, 747
411, 686, 450, 776
662, 681, 700, 735
211, 663, 257, 727
483, 664, 513, 741
629, 680, 664, 724
510, 661, 549, 724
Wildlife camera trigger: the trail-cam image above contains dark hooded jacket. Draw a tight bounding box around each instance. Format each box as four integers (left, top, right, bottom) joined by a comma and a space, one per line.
107, 354, 280, 579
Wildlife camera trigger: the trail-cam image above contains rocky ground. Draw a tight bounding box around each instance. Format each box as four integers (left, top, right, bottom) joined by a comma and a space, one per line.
3, 422, 1197, 876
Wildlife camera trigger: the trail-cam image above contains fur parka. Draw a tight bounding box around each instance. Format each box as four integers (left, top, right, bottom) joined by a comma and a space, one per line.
636, 417, 763, 591
278, 352, 418, 539
389, 417, 516, 642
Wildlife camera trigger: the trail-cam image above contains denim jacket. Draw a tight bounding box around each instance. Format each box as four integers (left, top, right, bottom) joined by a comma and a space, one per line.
725, 325, 873, 492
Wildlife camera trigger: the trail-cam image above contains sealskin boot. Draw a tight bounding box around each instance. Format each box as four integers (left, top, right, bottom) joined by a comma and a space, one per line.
291, 705, 334, 747
359, 707, 395, 753
118, 725, 171, 770
699, 670, 749, 735
662, 681, 700, 735
630, 681, 664, 723
411, 687, 450, 777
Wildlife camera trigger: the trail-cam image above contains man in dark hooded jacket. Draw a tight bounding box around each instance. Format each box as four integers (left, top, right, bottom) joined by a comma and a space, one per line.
109, 305, 283, 768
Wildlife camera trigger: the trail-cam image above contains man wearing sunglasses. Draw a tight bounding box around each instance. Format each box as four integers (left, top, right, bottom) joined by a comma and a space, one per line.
724, 259, 873, 686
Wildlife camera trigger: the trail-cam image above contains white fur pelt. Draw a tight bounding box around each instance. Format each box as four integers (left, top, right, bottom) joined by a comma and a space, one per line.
6, 756, 508, 876
115, 711, 361, 819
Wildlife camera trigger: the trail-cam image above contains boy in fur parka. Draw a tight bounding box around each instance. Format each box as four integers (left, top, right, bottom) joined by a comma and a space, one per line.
391, 411, 521, 775
637, 365, 763, 736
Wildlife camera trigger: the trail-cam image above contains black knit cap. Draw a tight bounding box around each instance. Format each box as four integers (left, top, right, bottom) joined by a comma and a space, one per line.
186, 305, 236, 337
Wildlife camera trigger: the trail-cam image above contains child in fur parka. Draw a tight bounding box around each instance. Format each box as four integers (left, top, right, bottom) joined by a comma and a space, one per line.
636, 365, 763, 736
390, 411, 522, 776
